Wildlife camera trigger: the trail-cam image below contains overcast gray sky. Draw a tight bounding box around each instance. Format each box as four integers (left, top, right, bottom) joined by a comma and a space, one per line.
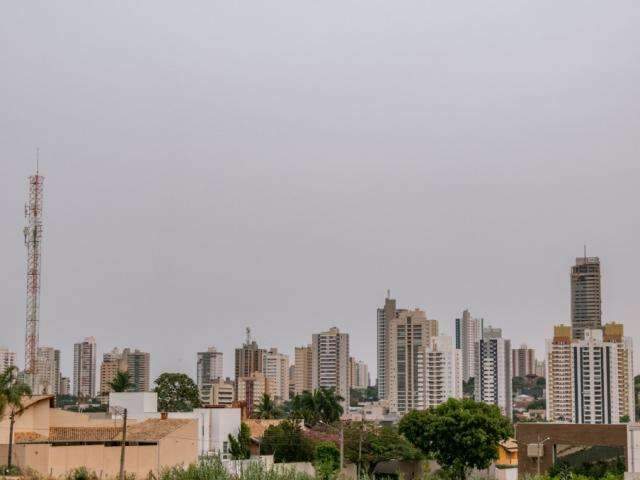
2, 1, 640, 382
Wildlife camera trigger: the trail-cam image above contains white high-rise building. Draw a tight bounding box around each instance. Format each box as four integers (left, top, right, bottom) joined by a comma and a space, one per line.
312, 327, 350, 405
421, 335, 463, 408
197, 347, 224, 389
35, 347, 60, 395
349, 358, 370, 389
388, 309, 438, 414
455, 310, 483, 382
73, 337, 97, 398
546, 324, 634, 424
0, 348, 16, 374
475, 335, 512, 419
263, 348, 290, 402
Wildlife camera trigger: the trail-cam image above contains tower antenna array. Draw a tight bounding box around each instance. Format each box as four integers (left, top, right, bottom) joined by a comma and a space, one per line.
24, 154, 44, 380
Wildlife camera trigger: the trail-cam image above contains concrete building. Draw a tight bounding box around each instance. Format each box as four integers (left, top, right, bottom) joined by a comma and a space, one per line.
197, 347, 224, 391
293, 345, 313, 395
571, 256, 602, 340
201, 378, 235, 406
125, 348, 151, 392
235, 337, 265, 384
534, 359, 546, 378
312, 327, 350, 405
34, 347, 60, 395
99, 347, 150, 400
421, 335, 463, 408
237, 371, 268, 417
99, 348, 128, 400
73, 337, 97, 398
483, 325, 502, 339
0, 347, 16, 374
455, 309, 483, 382
475, 335, 512, 419
546, 324, 634, 424
59, 376, 70, 395
512, 344, 536, 378
546, 325, 574, 422
388, 309, 438, 414
262, 348, 289, 402
377, 294, 406, 400
349, 358, 370, 389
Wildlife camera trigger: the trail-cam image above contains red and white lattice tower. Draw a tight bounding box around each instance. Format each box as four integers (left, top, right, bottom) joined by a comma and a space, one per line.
23, 169, 44, 377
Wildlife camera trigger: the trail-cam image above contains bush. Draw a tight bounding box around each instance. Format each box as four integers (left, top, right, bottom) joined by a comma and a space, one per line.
65, 467, 98, 480
0, 465, 22, 476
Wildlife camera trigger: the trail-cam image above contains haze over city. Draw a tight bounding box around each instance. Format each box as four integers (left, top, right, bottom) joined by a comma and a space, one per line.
2, 0, 640, 382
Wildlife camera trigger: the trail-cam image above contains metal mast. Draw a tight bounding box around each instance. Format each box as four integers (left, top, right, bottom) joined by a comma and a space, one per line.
23, 161, 44, 378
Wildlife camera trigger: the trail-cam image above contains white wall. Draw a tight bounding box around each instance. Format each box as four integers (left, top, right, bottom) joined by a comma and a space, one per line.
109, 392, 158, 414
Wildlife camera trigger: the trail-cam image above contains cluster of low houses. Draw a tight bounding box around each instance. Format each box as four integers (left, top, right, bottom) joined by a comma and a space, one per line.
4, 394, 640, 479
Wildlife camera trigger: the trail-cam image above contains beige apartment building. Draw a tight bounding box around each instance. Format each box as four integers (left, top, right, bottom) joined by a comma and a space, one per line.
99, 348, 151, 402
349, 357, 369, 389
263, 348, 289, 402
237, 371, 269, 417
512, 344, 536, 378
311, 327, 350, 405
34, 347, 60, 395
545, 325, 574, 422
546, 323, 634, 424
293, 345, 313, 395
388, 308, 438, 414
201, 378, 235, 406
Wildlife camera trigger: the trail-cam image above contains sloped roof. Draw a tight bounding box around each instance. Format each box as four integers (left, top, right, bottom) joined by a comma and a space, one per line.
244, 419, 283, 439
17, 395, 55, 412
113, 419, 192, 442
17, 418, 193, 444
500, 438, 519, 452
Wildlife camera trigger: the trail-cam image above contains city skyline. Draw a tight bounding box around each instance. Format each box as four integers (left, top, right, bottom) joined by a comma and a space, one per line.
2, 1, 640, 385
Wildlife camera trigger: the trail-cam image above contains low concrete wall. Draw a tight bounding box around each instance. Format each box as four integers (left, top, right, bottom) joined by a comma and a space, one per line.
273, 462, 316, 476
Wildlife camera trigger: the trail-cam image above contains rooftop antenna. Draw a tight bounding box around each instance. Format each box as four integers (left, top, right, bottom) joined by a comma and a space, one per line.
245, 326, 251, 345
386, 289, 390, 299
584, 244, 587, 259
36, 147, 40, 174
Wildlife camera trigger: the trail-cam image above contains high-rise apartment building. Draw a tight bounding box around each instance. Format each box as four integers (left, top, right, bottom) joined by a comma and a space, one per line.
512, 344, 536, 378
35, 347, 60, 395
235, 335, 265, 384
99, 347, 150, 400
545, 325, 574, 422
59, 376, 71, 395
294, 345, 313, 395
377, 294, 407, 400
73, 337, 97, 398
201, 377, 235, 406
0, 347, 17, 374
571, 256, 602, 340
422, 335, 463, 408
455, 310, 483, 382
483, 325, 502, 340
349, 358, 370, 389
546, 324, 634, 424
534, 359, 546, 378
263, 348, 289, 402
237, 371, 268, 417
475, 335, 512, 419
197, 347, 224, 391
125, 348, 150, 392
388, 309, 438, 414
312, 327, 350, 405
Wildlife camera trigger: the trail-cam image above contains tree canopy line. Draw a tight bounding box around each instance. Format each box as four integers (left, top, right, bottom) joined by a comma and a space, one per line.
1, 369, 516, 480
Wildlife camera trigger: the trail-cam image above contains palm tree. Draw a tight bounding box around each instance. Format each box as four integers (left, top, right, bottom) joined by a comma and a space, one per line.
290, 388, 344, 426
254, 393, 281, 419
0, 366, 32, 469
108, 370, 134, 393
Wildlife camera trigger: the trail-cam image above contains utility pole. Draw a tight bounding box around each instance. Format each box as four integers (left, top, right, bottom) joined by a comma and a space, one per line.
119, 408, 128, 480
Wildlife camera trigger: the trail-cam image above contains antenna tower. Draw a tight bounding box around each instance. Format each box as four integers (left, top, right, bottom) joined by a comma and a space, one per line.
23, 160, 44, 379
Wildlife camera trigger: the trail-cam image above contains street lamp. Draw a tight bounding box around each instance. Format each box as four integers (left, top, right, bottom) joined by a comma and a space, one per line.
536, 435, 551, 477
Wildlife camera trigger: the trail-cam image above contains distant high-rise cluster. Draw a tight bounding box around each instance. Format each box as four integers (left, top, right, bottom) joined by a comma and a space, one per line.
99, 347, 151, 401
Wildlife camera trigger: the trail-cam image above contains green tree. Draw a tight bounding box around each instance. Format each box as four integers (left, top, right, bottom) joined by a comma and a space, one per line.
462, 378, 474, 397
254, 393, 282, 419
0, 366, 32, 469
343, 422, 421, 476
512, 376, 526, 395
153, 373, 200, 412
399, 398, 512, 480
228, 422, 251, 460
260, 420, 314, 462
108, 370, 134, 393
349, 387, 378, 406
315, 441, 340, 480
289, 388, 344, 426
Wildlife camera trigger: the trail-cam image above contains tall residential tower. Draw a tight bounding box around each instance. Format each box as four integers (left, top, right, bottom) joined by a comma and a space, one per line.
571, 256, 602, 340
